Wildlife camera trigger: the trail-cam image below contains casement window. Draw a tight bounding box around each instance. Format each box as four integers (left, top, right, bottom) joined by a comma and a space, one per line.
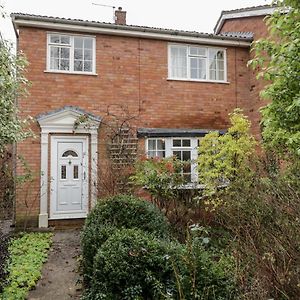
168, 44, 226, 82
47, 33, 95, 74
171, 138, 193, 182
147, 138, 166, 158
146, 137, 198, 183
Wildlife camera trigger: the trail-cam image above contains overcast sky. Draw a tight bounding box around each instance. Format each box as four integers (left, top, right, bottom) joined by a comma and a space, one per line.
1, 0, 271, 44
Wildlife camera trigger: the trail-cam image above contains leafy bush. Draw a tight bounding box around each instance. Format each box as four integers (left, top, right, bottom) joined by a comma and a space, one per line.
131, 156, 185, 206
174, 228, 237, 300
0, 233, 52, 300
84, 228, 182, 300
81, 194, 170, 283
132, 156, 204, 240
198, 109, 256, 198
0, 233, 10, 293
198, 110, 300, 298
214, 167, 300, 299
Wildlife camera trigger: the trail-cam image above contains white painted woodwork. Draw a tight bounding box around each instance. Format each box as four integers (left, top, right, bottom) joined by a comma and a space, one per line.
50, 136, 88, 219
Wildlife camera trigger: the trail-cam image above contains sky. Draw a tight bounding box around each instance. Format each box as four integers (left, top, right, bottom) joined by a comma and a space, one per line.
1, 0, 271, 45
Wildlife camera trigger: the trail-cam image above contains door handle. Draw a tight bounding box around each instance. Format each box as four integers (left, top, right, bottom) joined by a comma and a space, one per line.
83, 171, 86, 180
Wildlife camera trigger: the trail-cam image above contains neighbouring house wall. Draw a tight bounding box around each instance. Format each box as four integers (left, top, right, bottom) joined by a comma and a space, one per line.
218, 15, 270, 137
16, 26, 253, 225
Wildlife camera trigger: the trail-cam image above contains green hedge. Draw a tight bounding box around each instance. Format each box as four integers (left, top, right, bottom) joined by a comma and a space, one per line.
84, 228, 182, 300
81, 194, 170, 283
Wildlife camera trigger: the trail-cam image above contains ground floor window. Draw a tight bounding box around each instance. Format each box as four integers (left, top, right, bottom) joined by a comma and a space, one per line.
146, 137, 199, 183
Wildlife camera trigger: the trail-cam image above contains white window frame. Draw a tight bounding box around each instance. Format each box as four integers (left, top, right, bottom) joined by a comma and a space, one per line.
146, 138, 166, 158
145, 137, 199, 183
46, 32, 96, 75
168, 43, 227, 83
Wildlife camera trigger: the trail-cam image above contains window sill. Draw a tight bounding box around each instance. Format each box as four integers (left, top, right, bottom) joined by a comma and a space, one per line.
167, 78, 230, 84
176, 183, 205, 190
44, 70, 98, 76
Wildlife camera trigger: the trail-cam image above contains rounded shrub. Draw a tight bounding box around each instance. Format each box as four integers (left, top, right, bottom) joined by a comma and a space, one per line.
81, 194, 170, 284
85, 194, 170, 236
87, 228, 183, 300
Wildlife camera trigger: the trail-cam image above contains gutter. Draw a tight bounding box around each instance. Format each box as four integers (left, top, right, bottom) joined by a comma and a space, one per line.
12, 16, 252, 47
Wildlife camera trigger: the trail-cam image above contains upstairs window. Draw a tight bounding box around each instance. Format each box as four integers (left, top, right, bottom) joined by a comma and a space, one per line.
47, 34, 95, 74
168, 44, 226, 82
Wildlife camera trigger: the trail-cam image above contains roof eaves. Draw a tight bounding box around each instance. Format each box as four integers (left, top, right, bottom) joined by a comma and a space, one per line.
11, 13, 253, 44
214, 4, 276, 34
137, 128, 226, 138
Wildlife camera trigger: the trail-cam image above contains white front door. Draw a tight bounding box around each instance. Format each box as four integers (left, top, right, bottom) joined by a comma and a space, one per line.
50, 136, 89, 219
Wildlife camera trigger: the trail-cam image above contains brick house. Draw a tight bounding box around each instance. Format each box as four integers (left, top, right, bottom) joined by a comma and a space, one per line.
11, 5, 275, 228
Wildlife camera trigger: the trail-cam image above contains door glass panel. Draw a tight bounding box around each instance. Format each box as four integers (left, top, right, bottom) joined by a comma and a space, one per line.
61, 165, 67, 179
73, 165, 79, 179
62, 150, 78, 157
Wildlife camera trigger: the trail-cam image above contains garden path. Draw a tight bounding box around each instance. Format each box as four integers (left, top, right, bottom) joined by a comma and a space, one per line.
28, 230, 82, 300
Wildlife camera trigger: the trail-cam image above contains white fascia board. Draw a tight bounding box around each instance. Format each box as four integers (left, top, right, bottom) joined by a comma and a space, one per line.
215, 7, 276, 34
14, 19, 251, 48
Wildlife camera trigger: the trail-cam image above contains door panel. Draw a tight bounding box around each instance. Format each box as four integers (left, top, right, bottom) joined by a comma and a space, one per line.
57, 142, 83, 212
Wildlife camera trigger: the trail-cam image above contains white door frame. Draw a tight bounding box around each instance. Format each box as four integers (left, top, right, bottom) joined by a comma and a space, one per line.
50, 136, 89, 219
37, 106, 101, 228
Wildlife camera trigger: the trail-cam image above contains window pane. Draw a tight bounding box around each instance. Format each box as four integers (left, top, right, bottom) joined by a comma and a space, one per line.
216, 50, 224, 60
84, 49, 92, 60
74, 37, 84, 48
50, 47, 59, 59
156, 151, 165, 158
210, 70, 216, 80
173, 151, 181, 160
218, 70, 224, 81
74, 60, 83, 71
60, 36, 70, 44
50, 35, 60, 43
190, 57, 206, 79
183, 164, 191, 177
170, 46, 187, 78
189, 47, 206, 56
217, 60, 224, 71
182, 139, 191, 147
73, 165, 79, 179
60, 59, 70, 70
84, 61, 92, 72
209, 59, 216, 70
62, 150, 78, 157
184, 173, 191, 182
74, 48, 83, 60
61, 165, 66, 179
209, 49, 218, 59
157, 139, 165, 150
148, 151, 156, 158
182, 151, 191, 161
148, 140, 156, 151
84, 38, 93, 49
173, 139, 181, 147
60, 48, 70, 59
50, 58, 59, 70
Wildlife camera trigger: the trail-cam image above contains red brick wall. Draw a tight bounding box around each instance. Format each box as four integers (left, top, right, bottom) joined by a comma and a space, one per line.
16, 26, 253, 223
219, 15, 270, 137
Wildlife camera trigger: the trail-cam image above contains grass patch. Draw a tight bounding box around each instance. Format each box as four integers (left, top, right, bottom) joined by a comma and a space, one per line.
0, 232, 52, 300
